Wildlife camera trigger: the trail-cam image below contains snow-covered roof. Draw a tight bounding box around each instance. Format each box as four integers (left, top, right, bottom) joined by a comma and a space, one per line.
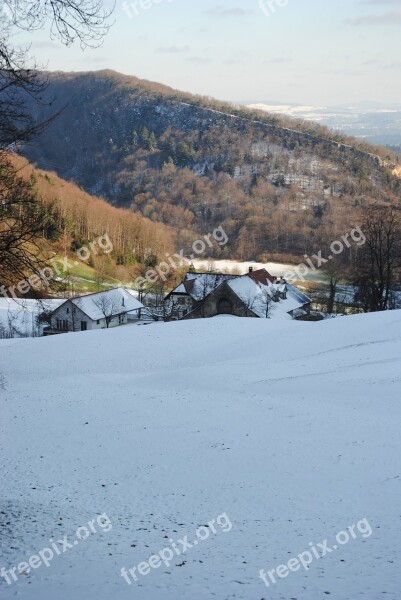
168, 269, 311, 319
169, 273, 236, 301
172, 283, 187, 294
227, 270, 311, 319
227, 276, 273, 318
286, 284, 312, 309
58, 288, 145, 321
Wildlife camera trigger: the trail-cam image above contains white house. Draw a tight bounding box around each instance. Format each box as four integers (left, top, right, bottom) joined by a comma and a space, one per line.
47, 288, 152, 334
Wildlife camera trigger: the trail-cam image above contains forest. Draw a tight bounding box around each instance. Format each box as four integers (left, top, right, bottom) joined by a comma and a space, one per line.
0, 154, 176, 293
20, 70, 401, 265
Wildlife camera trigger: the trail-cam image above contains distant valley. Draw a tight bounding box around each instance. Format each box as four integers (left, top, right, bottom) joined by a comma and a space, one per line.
246, 101, 401, 147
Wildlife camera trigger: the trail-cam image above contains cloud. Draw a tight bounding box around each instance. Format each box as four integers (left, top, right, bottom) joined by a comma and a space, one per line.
347, 8, 401, 24
223, 58, 242, 65
185, 56, 212, 64
204, 6, 253, 18
156, 46, 190, 54
382, 61, 401, 69
360, 57, 401, 69
85, 56, 108, 64
263, 57, 293, 64
33, 40, 60, 50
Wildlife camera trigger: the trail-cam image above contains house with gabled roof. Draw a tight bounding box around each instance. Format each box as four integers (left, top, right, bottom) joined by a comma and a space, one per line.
46, 287, 152, 334
165, 268, 311, 321
164, 272, 237, 319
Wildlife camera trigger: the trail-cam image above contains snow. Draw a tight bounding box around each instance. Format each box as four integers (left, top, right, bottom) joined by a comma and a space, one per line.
0, 298, 64, 338
286, 283, 313, 308
0, 290, 145, 338
187, 258, 328, 282
226, 276, 309, 318
171, 282, 186, 294
227, 275, 277, 318
248, 103, 327, 114
69, 288, 145, 321
1, 311, 401, 599
189, 274, 232, 300
170, 273, 235, 301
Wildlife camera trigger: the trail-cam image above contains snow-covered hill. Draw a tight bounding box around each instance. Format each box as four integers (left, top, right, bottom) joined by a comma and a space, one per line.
1, 312, 401, 599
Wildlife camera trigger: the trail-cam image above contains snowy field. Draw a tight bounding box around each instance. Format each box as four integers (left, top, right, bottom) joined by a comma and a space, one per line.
1, 312, 401, 599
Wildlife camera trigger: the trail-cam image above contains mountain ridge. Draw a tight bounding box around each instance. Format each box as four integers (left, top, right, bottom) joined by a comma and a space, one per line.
39, 69, 400, 165
20, 69, 401, 262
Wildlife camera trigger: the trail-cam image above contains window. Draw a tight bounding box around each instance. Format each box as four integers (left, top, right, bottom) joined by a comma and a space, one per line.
66, 307, 69, 314
97, 320, 100, 325
178, 297, 187, 305
56, 319, 69, 331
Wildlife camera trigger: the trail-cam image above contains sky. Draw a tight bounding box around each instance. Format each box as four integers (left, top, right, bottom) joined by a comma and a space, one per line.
8, 0, 401, 106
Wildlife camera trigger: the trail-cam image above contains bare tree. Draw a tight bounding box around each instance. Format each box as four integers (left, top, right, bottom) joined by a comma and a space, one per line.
95, 260, 108, 292
154, 275, 186, 321
1, 0, 113, 290
35, 298, 55, 331
197, 273, 220, 318
1, 298, 37, 337
0, 38, 46, 149
259, 286, 273, 318
93, 292, 122, 328
0, 160, 51, 287
243, 283, 274, 318
4, 0, 113, 48
162, 296, 180, 321
324, 260, 341, 315
353, 206, 401, 312
241, 289, 258, 317
1, 0, 113, 149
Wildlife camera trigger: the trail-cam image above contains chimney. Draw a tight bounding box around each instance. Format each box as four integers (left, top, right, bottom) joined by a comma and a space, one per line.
249, 266, 253, 273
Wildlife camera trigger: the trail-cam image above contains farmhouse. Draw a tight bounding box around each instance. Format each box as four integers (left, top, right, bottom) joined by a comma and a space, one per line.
164, 272, 236, 319
165, 269, 311, 320
47, 288, 152, 334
